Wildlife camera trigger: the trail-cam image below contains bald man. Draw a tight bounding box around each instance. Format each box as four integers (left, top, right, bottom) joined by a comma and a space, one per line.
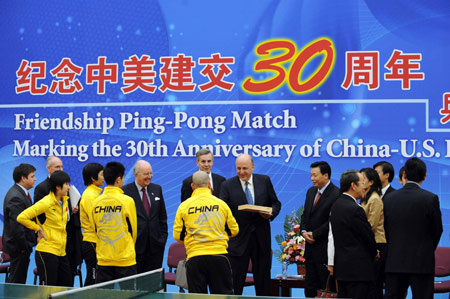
174, 171, 238, 294
220, 154, 281, 296
34, 156, 64, 205
123, 160, 168, 273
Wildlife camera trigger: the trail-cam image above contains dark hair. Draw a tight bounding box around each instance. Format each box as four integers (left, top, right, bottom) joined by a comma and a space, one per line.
340, 170, 360, 193
404, 157, 426, 183
310, 161, 331, 178
360, 168, 382, 203
373, 161, 395, 183
13, 163, 36, 183
103, 161, 125, 185
82, 163, 104, 186
49, 171, 71, 194
399, 166, 405, 180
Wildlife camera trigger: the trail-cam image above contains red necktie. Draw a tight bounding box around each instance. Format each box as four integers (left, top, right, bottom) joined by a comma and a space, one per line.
142, 188, 150, 216
313, 191, 321, 207
27, 193, 32, 205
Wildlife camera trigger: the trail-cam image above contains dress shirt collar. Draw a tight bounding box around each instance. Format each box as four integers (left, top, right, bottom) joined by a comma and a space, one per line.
239, 175, 253, 188
406, 181, 420, 187
16, 183, 28, 195
343, 192, 359, 204
134, 180, 148, 199
318, 180, 331, 194
381, 184, 390, 197
208, 172, 214, 190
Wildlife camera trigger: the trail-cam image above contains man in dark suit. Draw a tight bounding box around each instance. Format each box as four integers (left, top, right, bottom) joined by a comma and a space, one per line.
34, 156, 82, 287
373, 161, 396, 199
329, 170, 378, 299
181, 148, 225, 202
2, 163, 37, 283
220, 154, 281, 296
123, 160, 168, 273
384, 158, 442, 299
300, 161, 340, 297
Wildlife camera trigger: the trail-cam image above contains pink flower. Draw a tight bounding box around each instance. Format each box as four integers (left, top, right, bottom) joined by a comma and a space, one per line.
286, 255, 291, 260
294, 224, 300, 229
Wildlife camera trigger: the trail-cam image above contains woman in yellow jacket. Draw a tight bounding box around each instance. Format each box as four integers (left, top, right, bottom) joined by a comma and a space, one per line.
17, 170, 72, 287
360, 167, 387, 299
79, 163, 104, 286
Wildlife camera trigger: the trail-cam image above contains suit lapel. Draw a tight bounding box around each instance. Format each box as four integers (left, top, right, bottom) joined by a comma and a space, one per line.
312, 183, 332, 212
306, 188, 318, 214
211, 173, 218, 196
146, 185, 157, 219
233, 177, 247, 205
342, 193, 357, 206
15, 184, 31, 207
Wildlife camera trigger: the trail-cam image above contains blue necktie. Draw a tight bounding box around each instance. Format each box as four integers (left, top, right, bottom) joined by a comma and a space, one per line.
245, 181, 253, 205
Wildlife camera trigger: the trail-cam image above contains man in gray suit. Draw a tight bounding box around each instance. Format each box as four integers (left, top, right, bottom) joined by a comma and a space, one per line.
2, 163, 37, 283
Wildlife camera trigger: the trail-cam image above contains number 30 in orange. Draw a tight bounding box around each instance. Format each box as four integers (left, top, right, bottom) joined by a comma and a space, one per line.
242, 38, 335, 94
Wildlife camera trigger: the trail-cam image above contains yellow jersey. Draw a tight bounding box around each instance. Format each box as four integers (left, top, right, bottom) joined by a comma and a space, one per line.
80, 184, 102, 243
17, 192, 68, 256
91, 186, 137, 267
173, 187, 239, 260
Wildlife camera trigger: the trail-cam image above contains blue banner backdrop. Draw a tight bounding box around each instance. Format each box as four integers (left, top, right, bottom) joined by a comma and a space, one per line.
1, 1, 449, 296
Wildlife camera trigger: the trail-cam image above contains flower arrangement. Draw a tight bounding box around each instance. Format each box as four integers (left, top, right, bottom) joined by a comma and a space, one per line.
274, 206, 306, 265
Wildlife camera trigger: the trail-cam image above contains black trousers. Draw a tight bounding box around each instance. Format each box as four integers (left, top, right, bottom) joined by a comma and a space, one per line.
304, 258, 332, 297
228, 233, 271, 296
373, 243, 387, 299
35, 251, 72, 286
186, 255, 233, 295
6, 251, 31, 284
136, 240, 164, 273
338, 280, 375, 299
82, 241, 97, 286
96, 264, 137, 284
385, 272, 434, 299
